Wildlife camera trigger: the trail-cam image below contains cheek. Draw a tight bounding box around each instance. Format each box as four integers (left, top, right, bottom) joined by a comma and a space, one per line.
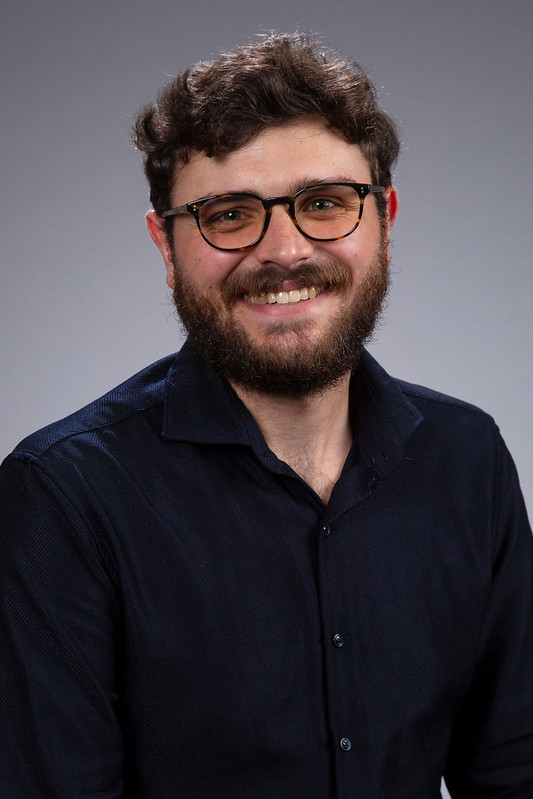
320, 239, 370, 271
187, 251, 246, 293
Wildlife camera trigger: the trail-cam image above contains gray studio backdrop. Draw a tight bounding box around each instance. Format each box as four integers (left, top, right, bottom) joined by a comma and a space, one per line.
2, 2, 532, 795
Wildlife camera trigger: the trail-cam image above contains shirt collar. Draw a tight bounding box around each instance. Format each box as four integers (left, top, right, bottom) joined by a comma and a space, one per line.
352, 350, 424, 479
161, 342, 424, 478
161, 341, 254, 447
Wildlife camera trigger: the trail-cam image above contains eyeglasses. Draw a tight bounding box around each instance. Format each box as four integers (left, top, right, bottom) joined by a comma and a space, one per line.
162, 182, 384, 252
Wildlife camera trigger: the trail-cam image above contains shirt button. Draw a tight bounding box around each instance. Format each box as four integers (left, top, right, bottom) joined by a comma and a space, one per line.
322, 525, 331, 536
333, 633, 344, 648
340, 737, 352, 751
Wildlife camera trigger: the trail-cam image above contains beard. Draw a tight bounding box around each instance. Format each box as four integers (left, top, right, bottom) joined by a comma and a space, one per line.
170, 242, 390, 398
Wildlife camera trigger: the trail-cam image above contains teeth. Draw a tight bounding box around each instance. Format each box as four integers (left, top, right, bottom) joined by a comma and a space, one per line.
246, 286, 319, 305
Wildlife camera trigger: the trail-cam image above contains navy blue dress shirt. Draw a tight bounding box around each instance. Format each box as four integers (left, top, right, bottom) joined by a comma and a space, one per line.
1, 343, 532, 798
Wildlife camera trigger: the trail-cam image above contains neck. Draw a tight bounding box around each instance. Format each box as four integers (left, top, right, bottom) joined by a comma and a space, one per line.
231, 373, 353, 504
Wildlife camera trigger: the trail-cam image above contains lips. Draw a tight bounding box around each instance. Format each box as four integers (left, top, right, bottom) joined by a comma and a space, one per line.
222, 259, 352, 308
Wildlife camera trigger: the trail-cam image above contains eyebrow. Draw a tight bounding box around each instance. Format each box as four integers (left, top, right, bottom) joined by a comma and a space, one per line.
208, 176, 361, 199
285, 176, 359, 195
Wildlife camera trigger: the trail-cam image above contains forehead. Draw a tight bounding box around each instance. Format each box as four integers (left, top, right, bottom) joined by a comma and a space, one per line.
172, 119, 372, 202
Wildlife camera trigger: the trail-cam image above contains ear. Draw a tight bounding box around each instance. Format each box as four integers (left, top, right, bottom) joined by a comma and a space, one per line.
384, 185, 399, 227
379, 186, 398, 262
146, 210, 175, 289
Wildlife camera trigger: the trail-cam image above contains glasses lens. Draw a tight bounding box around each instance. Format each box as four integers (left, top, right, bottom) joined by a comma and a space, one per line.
197, 195, 265, 250
295, 184, 363, 240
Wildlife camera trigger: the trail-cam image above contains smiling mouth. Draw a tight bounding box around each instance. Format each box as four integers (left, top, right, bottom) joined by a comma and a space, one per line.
244, 286, 320, 305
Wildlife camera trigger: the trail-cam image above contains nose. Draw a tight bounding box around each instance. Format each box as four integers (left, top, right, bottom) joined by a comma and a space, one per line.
251, 204, 314, 267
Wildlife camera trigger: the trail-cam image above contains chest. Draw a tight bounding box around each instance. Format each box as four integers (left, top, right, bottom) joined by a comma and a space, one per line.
81, 438, 495, 796
102, 444, 491, 740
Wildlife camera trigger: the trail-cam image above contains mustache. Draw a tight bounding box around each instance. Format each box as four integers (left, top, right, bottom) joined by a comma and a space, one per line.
222, 259, 352, 304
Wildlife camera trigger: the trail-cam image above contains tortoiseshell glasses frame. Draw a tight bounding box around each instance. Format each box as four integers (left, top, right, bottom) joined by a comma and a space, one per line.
162, 182, 384, 252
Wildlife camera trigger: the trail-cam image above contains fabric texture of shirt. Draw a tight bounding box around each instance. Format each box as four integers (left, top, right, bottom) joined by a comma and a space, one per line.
1, 343, 532, 799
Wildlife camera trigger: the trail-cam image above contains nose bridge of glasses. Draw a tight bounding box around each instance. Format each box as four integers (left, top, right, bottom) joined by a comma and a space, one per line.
261, 195, 308, 253
261, 195, 301, 236
263, 194, 295, 214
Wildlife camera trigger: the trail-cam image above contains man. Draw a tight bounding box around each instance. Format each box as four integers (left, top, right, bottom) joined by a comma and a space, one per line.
1, 31, 532, 798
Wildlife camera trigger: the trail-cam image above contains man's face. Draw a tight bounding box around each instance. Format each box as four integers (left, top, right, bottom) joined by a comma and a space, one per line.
147, 119, 397, 396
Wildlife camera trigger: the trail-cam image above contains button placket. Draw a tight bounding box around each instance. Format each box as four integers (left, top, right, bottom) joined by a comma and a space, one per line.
318, 517, 356, 779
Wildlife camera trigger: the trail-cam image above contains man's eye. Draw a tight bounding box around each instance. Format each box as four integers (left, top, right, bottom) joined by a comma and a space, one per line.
309, 198, 337, 211
301, 196, 345, 215
205, 208, 247, 225
221, 209, 245, 221
208, 208, 238, 221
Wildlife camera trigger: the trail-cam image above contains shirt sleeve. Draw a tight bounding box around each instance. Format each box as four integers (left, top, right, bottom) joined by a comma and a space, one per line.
444, 431, 533, 798
0, 455, 124, 798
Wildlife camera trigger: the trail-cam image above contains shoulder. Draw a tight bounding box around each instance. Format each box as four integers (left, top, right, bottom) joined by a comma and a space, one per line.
397, 376, 495, 425
395, 376, 501, 445
359, 350, 500, 448
4, 353, 178, 468
396, 376, 487, 415
380, 374, 528, 545
392, 380, 507, 491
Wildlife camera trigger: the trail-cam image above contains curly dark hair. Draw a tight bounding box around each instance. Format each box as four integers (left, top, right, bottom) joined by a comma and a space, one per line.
132, 31, 400, 227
